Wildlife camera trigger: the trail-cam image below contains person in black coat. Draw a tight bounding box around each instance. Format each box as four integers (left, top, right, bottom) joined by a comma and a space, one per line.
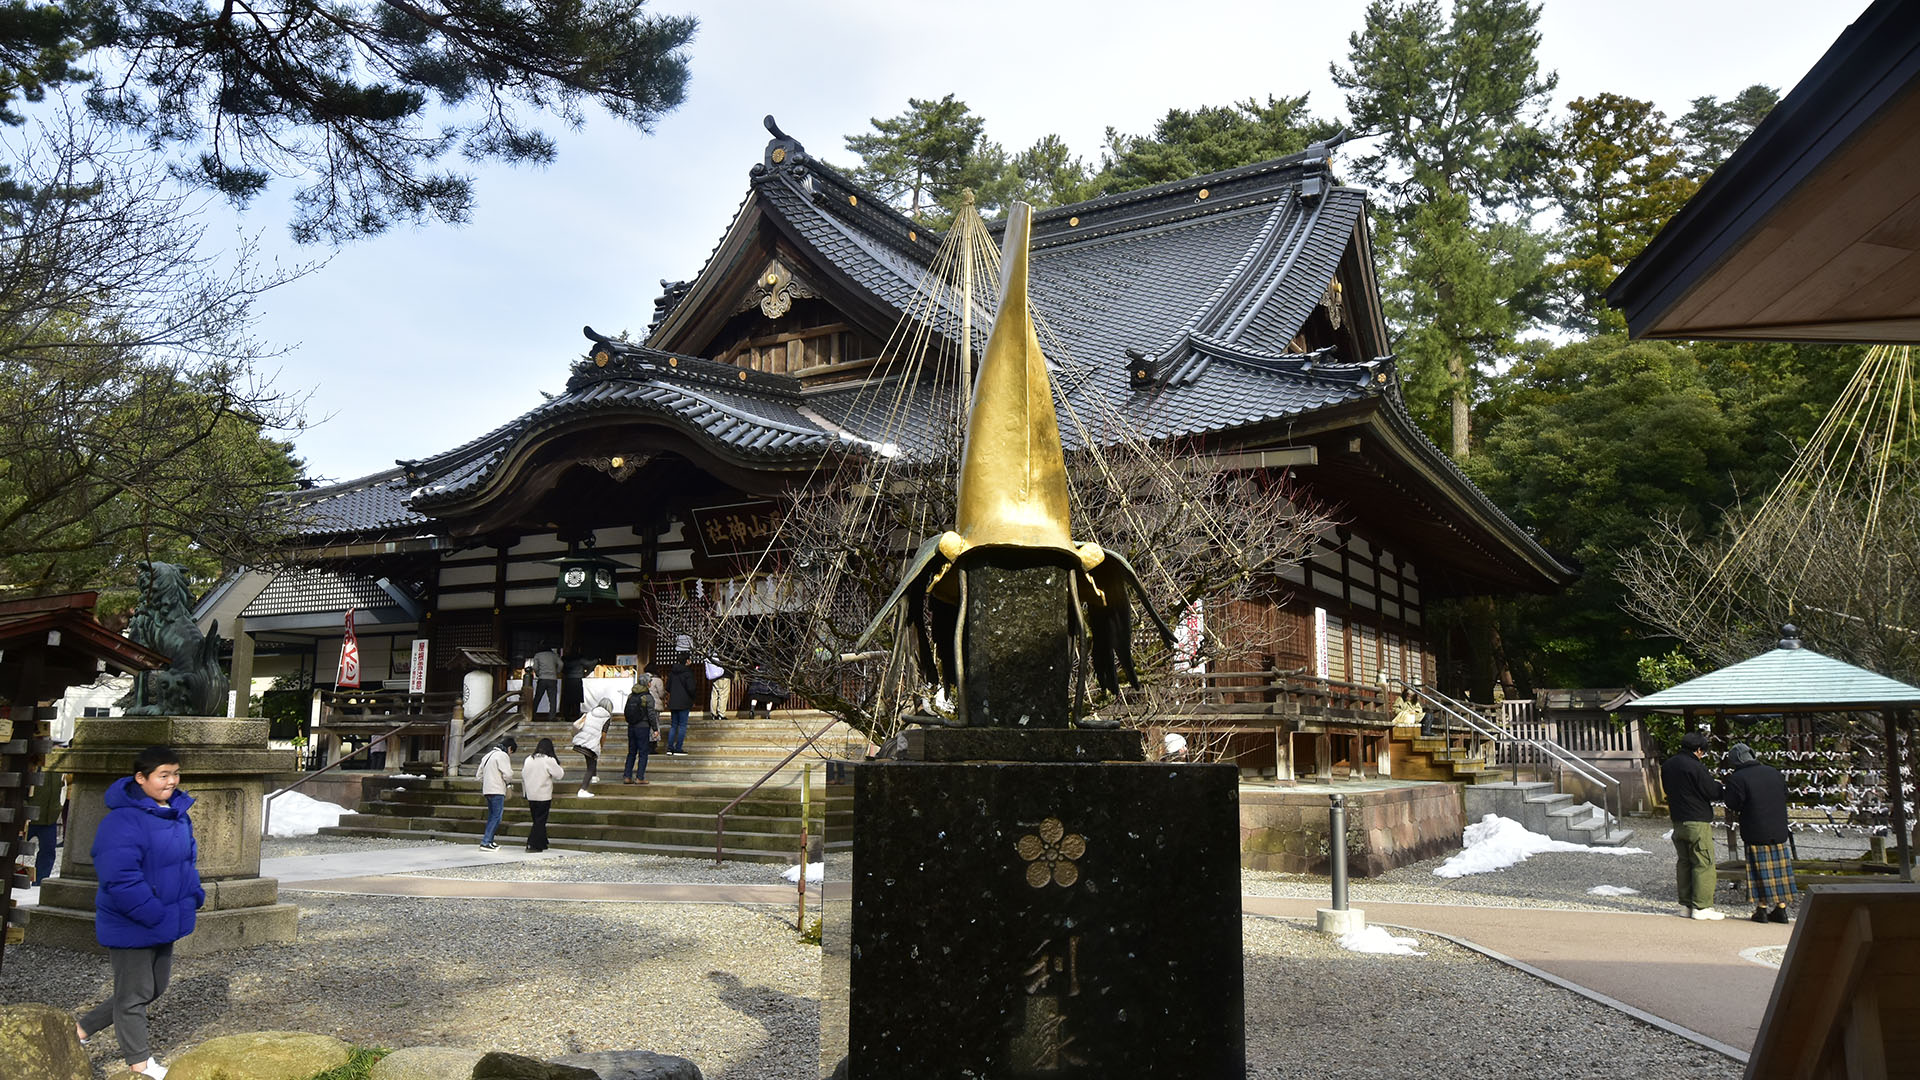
1723, 742, 1796, 923
1662, 730, 1725, 920
665, 659, 698, 754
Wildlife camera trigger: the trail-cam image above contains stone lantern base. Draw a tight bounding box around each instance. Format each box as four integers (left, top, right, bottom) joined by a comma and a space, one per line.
30, 717, 299, 955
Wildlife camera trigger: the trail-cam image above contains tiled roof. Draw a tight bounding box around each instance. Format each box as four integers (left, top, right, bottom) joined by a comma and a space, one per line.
400, 343, 843, 508
1627, 640, 1920, 711
291, 128, 1561, 587
285, 469, 430, 539
243, 568, 404, 618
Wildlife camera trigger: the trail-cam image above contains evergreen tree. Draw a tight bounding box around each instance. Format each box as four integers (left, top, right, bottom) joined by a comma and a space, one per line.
1093, 95, 1338, 196
0, 0, 697, 241
1677, 84, 1780, 177
845, 95, 989, 224
1548, 94, 1697, 334
1332, 0, 1557, 459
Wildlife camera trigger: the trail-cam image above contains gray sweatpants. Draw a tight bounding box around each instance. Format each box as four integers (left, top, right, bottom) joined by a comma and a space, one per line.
80, 942, 173, 1065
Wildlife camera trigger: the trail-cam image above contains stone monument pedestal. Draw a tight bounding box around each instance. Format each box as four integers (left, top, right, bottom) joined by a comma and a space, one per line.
31, 716, 299, 955
838, 729, 1244, 1078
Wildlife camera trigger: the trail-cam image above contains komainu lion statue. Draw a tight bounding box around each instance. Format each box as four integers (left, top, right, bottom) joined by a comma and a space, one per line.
117, 562, 230, 717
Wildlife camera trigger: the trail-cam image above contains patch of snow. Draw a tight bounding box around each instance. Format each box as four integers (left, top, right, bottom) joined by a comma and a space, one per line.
1432, 814, 1650, 878
1338, 926, 1426, 956
1588, 885, 1640, 896
781, 862, 825, 884
388, 773, 425, 780
263, 790, 350, 838
1662, 829, 1673, 841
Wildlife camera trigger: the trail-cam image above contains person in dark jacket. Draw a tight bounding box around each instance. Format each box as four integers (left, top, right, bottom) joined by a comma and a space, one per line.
76, 745, 204, 1078
560, 650, 593, 721
666, 658, 697, 754
1662, 730, 1726, 921
1724, 742, 1796, 923
622, 681, 658, 783
745, 664, 786, 719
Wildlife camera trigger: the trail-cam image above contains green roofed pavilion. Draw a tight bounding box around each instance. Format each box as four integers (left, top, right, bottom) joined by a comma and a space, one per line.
1623, 627, 1920, 714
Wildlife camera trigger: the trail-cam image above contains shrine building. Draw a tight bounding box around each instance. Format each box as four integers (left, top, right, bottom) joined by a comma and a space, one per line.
199, 119, 1572, 780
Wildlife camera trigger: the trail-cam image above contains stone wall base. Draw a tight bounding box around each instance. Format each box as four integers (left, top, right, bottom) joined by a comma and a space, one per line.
1240, 782, 1463, 876
26, 902, 299, 956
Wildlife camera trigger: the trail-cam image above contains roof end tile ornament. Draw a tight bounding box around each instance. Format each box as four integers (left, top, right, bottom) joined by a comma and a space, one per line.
761, 115, 807, 173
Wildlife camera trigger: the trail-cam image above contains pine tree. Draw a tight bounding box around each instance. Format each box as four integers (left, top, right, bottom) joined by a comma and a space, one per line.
0, 0, 698, 241
1332, 0, 1557, 459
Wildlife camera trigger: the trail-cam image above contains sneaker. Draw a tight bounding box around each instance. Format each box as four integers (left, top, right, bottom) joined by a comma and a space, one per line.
636, 780, 650, 785
133, 1059, 168, 1079
1691, 907, 1726, 921
577, 789, 595, 798
1769, 906, 1791, 923
479, 842, 499, 851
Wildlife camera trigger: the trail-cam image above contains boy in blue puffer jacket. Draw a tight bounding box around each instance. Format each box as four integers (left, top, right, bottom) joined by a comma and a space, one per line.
75, 745, 204, 1079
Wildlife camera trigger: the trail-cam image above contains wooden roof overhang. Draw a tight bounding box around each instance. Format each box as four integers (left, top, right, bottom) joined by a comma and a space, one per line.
1225, 399, 1574, 599
647, 184, 921, 360
0, 592, 167, 699
1608, 0, 1920, 343
407, 412, 834, 541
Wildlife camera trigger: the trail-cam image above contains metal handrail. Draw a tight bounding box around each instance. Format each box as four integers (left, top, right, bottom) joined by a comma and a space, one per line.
715, 715, 845, 865
1413, 684, 1622, 832
264, 719, 415, 835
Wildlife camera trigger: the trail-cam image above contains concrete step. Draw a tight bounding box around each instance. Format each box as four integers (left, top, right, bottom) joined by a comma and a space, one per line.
332, 811, 812, 854
1589, 828, 1637, 847
318, 823, 807, 863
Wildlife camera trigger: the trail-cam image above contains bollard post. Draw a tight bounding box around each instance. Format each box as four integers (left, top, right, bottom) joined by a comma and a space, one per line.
1329, 793, 1349, 912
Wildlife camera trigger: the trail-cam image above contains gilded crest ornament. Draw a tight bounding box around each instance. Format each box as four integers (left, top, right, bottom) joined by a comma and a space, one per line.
1016, 817, 1086, 888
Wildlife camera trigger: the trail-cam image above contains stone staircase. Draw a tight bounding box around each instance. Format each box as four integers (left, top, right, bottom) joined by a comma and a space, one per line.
321, 709, 867, 862
1464, 780, 1637, 846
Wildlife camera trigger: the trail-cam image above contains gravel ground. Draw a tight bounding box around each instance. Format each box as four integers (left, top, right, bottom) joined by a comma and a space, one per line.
6, 895, 818, 1080
4, 833, 1745, 1079
1, 897, 1738, 1080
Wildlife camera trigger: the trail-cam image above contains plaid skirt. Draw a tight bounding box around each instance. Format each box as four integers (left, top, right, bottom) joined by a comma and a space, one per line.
1746, 841, 1798, 907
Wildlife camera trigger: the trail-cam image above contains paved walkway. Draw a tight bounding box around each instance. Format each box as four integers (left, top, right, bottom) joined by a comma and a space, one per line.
1241, 896, 1785, 1058
267, 847, 1782, 1060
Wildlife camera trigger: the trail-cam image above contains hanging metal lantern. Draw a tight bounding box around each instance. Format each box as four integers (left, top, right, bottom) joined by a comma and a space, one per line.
550, 555, 624, 605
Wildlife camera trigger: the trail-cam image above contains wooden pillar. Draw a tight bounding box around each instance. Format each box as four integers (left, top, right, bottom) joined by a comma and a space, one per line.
229, 617, 255, 718
1274, 726, 1293, 781
1315, 733, 1332, 781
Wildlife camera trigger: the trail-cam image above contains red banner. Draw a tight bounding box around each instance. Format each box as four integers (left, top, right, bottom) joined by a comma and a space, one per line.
337, 606, 361, 688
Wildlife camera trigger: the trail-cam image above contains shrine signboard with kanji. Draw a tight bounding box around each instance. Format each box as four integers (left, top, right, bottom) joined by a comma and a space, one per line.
689, 499, 789, 561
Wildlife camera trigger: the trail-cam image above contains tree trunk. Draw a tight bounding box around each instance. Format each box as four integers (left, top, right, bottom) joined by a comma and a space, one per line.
1448, 351, 1471, 460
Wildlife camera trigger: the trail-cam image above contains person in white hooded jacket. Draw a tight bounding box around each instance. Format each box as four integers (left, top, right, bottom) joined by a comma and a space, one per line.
571, 699, 612, 797
519, 738, 565, 852
477, 737, 517, 850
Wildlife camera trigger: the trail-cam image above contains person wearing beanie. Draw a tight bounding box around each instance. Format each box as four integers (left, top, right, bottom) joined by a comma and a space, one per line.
1662, 730, 1726, 920
1723, 742, 1796, 923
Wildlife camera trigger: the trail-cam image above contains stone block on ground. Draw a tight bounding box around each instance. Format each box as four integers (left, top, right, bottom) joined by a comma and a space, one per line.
551, 1050, 704, 1079
470, 1052, 600, 1080
0, 1002, 90, 1080
167, 1031, 352, 1080
369, 1047, 488, 1080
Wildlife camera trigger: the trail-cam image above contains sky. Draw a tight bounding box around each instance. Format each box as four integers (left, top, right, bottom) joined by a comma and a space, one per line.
201, 0, 1866, 483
